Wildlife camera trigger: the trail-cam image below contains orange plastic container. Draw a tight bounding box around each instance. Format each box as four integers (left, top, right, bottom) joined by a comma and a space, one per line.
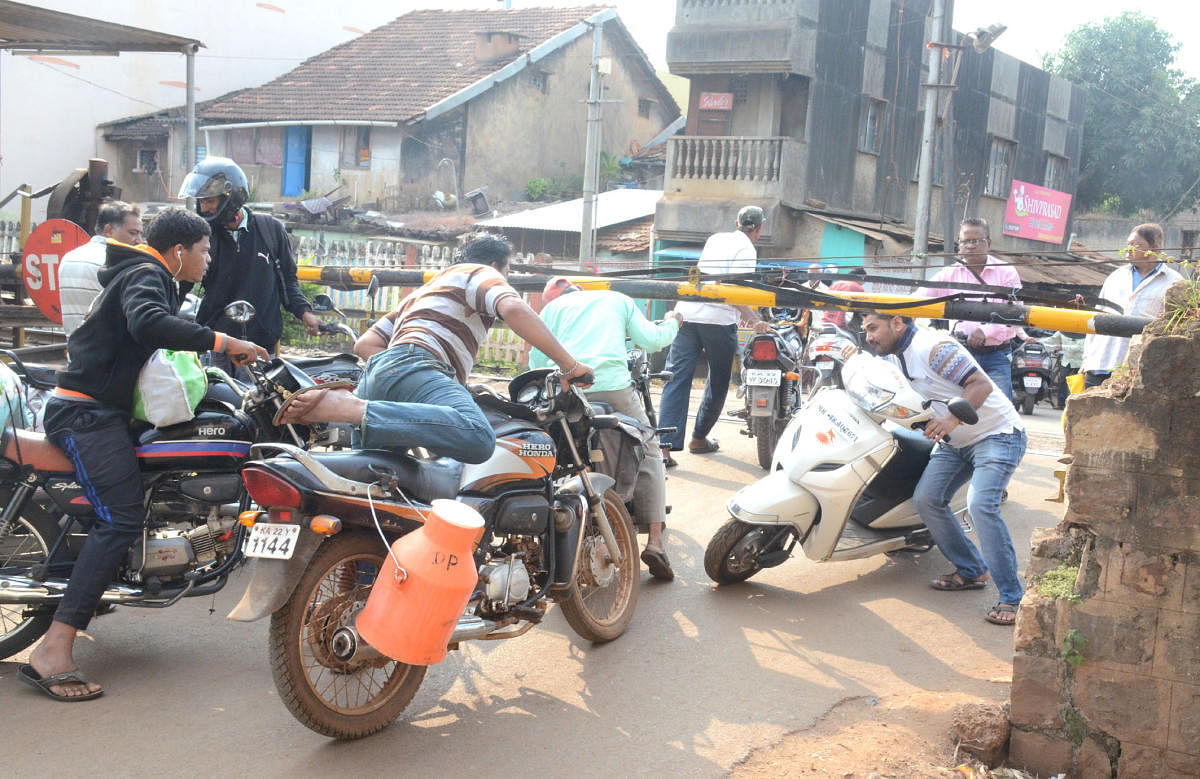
357, 499, 484, 665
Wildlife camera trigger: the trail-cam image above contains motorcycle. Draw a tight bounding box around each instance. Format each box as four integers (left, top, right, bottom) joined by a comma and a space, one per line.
737, 315, 806, 470
230, 368, 641, 739
0, 343, 339, 661
801, 322, 859, 395
282, 293, 363, 385
1010, 340, 1057, 415
704, 353, 978, 585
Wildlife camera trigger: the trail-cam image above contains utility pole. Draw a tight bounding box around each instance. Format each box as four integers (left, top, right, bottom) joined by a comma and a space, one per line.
912, 0, 946, 276
579, 22, 603, 270
939, 0, 957, 253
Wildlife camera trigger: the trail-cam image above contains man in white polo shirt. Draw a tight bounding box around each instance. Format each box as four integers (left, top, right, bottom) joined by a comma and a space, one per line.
58, 201, 143, 335
851, 312, 1027, 626
658, 205, 770, 467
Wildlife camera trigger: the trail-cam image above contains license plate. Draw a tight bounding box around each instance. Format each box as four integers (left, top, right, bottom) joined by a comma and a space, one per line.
815, 357, 834, 368
1023, 376, 1042, 389
745, 368, 781, 386
245, 522, 300, 560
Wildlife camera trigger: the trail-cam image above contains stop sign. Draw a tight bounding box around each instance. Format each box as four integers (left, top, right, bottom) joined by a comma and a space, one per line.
21, 218, 89, 325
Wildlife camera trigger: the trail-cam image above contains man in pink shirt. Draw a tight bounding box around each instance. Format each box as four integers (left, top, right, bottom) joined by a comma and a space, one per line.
923, 217, 1022, 399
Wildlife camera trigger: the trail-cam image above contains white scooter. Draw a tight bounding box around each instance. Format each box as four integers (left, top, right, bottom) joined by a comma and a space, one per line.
704, 352, 978, 584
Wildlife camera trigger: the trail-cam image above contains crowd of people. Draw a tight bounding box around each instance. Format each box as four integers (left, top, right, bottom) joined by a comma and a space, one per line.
23, 173, 1183, 701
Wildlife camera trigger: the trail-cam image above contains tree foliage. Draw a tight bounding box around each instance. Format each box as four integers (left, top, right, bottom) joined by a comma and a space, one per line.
1044, 12, 1200, 217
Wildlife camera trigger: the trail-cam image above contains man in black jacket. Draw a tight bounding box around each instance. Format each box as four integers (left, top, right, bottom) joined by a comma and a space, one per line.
20, 209, 266, 702
178, 158, 319, 363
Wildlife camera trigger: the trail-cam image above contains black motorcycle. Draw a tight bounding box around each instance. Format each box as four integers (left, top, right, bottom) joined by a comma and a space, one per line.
737, 315, 806, 470
0, 350, 337, 660
231, 368, 640, 739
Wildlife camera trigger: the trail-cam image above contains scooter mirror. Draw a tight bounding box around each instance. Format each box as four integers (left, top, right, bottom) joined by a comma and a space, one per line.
310, 293, 335, 313
223, 300, 256, 324
948, 398, 978, 425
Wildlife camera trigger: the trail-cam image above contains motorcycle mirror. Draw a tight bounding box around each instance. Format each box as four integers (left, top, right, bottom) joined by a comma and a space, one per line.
223, 300, 256, 324
367, 275, 380, 320
948, 398, 979, 425
310, 293, 335, 313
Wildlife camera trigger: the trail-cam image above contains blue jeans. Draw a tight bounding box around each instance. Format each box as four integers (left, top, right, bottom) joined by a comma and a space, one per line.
913, 428, 1027, 605
356, 344, 495, 464
658, 322, 737, 450
971, 348, 1013, 400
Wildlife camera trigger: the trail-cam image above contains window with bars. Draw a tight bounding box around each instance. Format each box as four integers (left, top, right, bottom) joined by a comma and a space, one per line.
528, 70, 548, 94
1044, 153, 1068, 192
340, 127, 371, 169
985, 137, 1016, 197
859, 98, 886, 154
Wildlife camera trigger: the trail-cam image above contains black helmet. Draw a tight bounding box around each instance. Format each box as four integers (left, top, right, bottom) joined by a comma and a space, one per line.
178, 157, 249, 226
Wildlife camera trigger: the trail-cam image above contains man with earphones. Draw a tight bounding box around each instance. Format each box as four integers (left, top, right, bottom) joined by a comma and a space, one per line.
20, 209, 266, 703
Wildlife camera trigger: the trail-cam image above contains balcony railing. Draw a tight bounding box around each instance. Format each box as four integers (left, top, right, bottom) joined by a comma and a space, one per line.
680, 0, 791, 7
668, 136, 784, 182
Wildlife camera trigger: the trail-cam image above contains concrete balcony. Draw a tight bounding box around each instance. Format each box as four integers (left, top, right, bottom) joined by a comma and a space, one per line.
657, 135, 807, 244
675, 0, 801, 26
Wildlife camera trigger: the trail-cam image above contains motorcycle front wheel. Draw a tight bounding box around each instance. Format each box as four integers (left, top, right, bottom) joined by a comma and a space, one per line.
269, 531, 426, 740
560, 489, 640, 643
0, 508, 65, 659
704, 519, 773, 584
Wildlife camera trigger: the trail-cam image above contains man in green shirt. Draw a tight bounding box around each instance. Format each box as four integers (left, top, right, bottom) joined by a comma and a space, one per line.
530, 278, 681, 580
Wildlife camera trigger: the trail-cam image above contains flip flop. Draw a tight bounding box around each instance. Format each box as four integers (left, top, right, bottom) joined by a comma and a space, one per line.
17, 664, 104, 702
931, 572, 989, 591
986, 603, 1018, 626
272, 380, 357, 426
640, 548, 675, 581
688, 438, 720, 454
663, 454, 678, 468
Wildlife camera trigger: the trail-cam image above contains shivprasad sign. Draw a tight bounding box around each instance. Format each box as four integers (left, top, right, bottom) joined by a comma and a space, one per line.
1002, 179, 1073, 244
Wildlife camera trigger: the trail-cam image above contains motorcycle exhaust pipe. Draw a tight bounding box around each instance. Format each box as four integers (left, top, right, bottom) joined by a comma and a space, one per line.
0, 574, 145, 604
334, 614, 501, 664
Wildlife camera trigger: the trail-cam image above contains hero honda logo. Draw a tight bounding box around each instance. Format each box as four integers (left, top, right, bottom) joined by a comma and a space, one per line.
519, 442, 553, 457
197, 426, 228, 437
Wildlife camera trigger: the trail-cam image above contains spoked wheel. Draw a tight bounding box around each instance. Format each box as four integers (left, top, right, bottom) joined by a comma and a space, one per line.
560, 489, 640, 643
705, 519, 776, 584
0, 510, 64, 659
269, 532, 426, 739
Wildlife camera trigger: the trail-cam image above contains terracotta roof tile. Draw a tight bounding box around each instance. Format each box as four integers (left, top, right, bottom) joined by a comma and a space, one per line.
202, 7, 608, 123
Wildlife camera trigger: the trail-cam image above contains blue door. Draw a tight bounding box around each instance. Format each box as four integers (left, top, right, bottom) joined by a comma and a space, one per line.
282, 126, 311, 197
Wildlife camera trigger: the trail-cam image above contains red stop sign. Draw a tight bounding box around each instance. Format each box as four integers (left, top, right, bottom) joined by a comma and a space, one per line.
22, 218, 89, 325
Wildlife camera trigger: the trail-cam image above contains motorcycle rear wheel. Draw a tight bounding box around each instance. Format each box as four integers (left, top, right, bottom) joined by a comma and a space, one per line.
0, 509, 63, 659
269, 531, 426, 740
751, 415, 777, 470
704, 519, 770, 584
560, 489, 640, 643
1021, 393, 1036, 415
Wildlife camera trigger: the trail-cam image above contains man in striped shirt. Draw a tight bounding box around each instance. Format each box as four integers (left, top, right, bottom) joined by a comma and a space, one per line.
279, 233, 592, 463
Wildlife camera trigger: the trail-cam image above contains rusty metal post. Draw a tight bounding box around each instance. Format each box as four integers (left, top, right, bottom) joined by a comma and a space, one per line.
18, 185, 31, 248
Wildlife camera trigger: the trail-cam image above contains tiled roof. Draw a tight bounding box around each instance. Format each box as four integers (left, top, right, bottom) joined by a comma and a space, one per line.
100, 90, 247, 140
202, 7, 609, 123
596, 216, 652, 254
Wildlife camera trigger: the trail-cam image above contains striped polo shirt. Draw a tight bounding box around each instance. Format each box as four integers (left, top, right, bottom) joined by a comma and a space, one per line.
368, 263, 519, 383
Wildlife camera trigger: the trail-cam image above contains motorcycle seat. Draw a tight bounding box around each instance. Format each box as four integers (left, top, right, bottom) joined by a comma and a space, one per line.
287, 353, 359, 370
306, 449, 463, 502
19, 364, 60, 390
0, 428, 75, 473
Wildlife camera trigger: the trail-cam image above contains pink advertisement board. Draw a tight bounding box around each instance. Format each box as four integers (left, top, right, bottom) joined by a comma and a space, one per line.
1002, 179, 1073, 244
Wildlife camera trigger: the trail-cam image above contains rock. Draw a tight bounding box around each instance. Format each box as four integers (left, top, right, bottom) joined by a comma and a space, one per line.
951, 702, 1010, 766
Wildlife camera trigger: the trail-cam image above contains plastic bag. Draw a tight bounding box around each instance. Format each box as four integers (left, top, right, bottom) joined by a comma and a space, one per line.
133, 350, 207, 427
1065, 372, 1085, 394
0, 361, 33, 431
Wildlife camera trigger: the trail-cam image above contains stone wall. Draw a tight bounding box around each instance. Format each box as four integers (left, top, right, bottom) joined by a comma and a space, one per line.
1009, 295, 1200, 777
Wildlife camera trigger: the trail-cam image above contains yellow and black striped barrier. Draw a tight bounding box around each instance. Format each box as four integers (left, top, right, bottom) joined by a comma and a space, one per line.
295, 266, 1152, 338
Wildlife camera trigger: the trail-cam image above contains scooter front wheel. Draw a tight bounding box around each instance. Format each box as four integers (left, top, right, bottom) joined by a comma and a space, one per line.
705, 519, 774, 584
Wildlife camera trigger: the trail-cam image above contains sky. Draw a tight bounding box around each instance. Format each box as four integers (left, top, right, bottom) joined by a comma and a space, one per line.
482, 0, 1200, 79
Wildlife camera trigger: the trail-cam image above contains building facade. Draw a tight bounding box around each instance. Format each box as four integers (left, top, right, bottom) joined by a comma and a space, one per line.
656, 0, 1086, 273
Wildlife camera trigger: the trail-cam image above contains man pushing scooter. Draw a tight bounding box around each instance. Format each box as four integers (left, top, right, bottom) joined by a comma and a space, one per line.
845, 313, 1027, 626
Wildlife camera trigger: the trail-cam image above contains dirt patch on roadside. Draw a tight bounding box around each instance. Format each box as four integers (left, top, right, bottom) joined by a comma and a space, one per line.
733, 690, 1001, 778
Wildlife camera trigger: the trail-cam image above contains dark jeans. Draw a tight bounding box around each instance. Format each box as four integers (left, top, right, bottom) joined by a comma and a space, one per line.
970, 347, 1013, 401
658, 322, 737, 451
43, 397, 144, 631
1084, 370, 1110, 389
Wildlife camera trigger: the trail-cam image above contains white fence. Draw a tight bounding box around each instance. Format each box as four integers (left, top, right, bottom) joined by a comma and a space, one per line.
291, 231, 537, 366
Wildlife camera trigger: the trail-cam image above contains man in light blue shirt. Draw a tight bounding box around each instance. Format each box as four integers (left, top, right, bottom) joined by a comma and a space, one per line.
58, 201, 143, 335
530, 277, 681, 579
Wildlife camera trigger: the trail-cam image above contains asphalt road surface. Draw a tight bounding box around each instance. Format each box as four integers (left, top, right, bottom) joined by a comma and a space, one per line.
0, 403, 1068, 776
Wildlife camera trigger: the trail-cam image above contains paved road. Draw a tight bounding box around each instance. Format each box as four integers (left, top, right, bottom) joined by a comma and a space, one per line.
0, 403, 1067, 776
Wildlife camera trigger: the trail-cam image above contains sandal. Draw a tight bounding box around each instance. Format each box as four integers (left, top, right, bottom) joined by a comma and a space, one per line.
17, 664, 104, 702
663, 454, 678, 468
986, 603, 1018, 625
272, 380, 357, 426
931, 572, 989, 591
688, 438, 720, 454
